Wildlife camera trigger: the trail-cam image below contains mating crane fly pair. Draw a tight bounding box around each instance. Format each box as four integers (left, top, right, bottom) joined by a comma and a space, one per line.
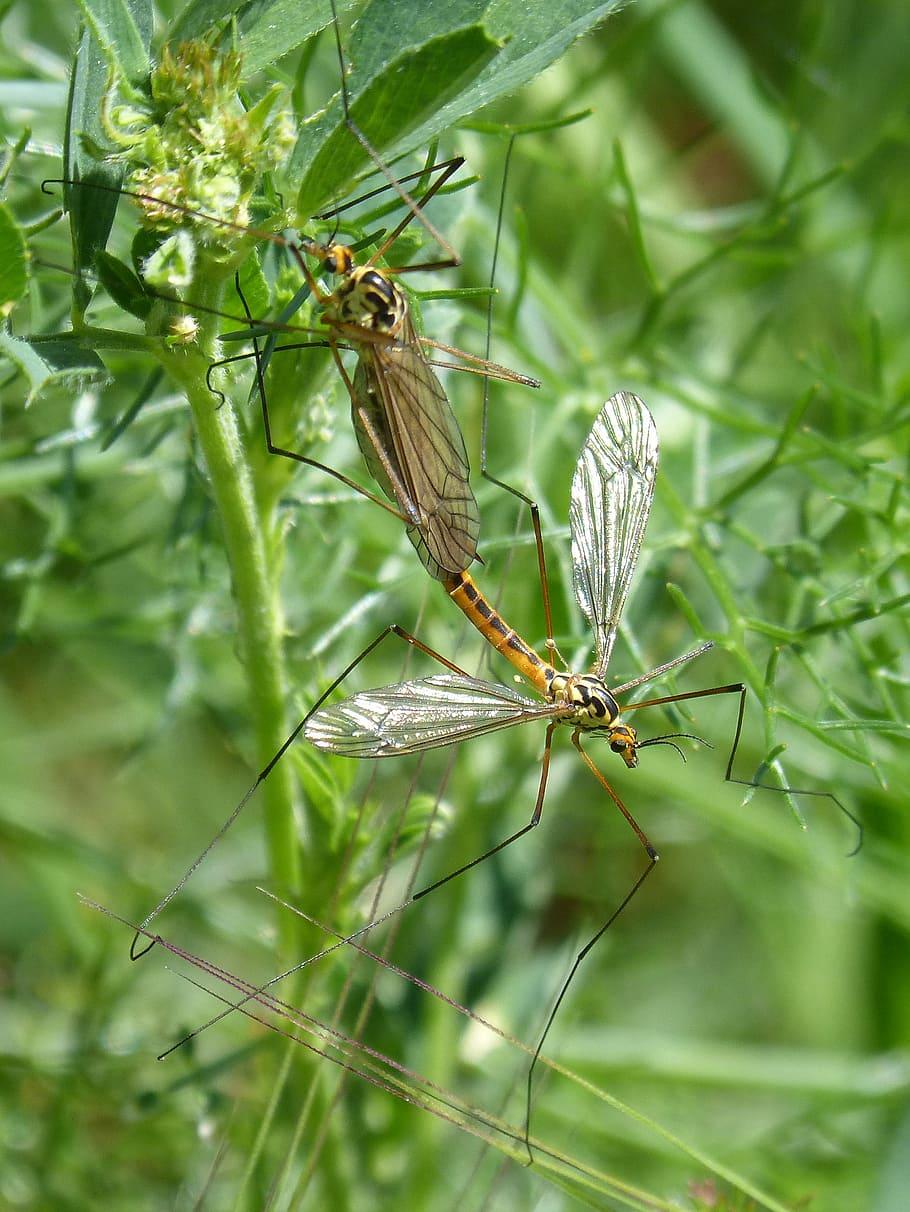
88, 146, 860, 1029
47, 0, 860, 1161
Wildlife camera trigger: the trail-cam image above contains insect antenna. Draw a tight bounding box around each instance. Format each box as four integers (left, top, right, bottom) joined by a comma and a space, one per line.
636, 730, 712, 761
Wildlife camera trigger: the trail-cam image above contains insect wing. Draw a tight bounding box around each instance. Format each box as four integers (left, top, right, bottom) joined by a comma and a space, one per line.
570, 392, 659, 677
305, 673, 551, 758
352, 318, 480, 579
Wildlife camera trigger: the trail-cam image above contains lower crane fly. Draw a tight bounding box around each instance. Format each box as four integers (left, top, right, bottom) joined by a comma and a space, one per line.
302, 389, 860, 1156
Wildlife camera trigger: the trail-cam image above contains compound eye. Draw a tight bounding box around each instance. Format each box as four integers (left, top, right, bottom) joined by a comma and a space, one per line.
324, 254, 338, 274
610, 739, 626, 754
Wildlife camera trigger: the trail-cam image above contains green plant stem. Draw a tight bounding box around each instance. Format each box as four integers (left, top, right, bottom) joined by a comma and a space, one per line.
157, 271, 302, 956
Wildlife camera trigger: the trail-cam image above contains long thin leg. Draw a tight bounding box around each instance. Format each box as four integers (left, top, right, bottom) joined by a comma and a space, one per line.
479, 134, 518, 492
480, 135, 527, 489
326, 318, 538, 387
622, 681, 862, 853
154, 721, 560, 1056
571, 731, 658, 860
417, 338, 539, 387
41, 177, 285, 247
525, 860, 655, 1165
314, 155, 467, 224
523, 732, 659, 1163
350, 396, 422, 526
312, 152, 466, 277
205, 342, 334, 407
611, 641, 714, 696
328, 0, 460, 266
130, 623, 472, 960
367, 155, 464, 269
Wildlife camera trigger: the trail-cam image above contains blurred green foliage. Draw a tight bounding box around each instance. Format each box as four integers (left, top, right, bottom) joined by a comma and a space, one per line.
2, 1, 909, 1209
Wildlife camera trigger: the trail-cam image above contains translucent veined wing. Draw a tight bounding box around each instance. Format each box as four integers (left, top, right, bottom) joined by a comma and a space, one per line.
351, 316, 479, 580
570, 392, 659, 678
305, 673, 554, 758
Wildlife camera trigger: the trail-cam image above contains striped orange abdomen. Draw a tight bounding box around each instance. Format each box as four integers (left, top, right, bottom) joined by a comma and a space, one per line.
444, 571, 553, 695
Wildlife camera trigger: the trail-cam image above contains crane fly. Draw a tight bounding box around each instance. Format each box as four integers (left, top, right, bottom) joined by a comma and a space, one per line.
301, 390, 861, 1154
210, 0, 543, 576
201, 0, 542, 579
238, 150, 537, 580
306, 392, 678, 886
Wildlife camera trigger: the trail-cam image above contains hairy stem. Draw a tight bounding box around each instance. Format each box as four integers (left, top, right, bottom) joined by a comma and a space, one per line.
157, 270, 302, 955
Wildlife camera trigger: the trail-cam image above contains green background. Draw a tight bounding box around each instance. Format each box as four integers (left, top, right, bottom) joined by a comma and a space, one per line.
2, 1, 909, 1208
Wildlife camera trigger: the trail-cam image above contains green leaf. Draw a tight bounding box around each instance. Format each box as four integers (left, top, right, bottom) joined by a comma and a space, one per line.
74, 0, 151, 89
64, 2, 152, 315
235, 0, 357, 78
94, 250, 151, 319
0, 202, 28, 315
401, 0, 625, 157
295, 23, 499, 218
293, 0, 623, 218
63, 27, 123, 315
0, 332, 110, 408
